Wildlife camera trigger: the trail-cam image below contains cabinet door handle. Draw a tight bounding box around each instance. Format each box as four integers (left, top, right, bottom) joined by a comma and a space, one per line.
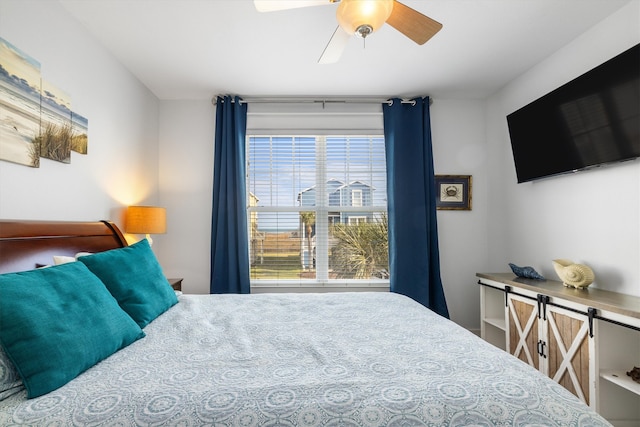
537, 340, 547, 358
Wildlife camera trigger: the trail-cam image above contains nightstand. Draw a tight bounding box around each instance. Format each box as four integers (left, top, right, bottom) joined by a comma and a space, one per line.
168, 278, 183, 291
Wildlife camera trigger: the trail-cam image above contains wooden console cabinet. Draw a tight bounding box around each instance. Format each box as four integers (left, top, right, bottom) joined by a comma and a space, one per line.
477, 273, 640, 426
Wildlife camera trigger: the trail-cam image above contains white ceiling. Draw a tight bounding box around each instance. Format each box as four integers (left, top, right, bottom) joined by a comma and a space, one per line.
59, 0, 633, 101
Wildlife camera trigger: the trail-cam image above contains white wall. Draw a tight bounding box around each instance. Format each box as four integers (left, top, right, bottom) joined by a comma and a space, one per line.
431, 100, 488, 329
0, 0, 159, 225
485, 1, 640, 297
156, 100, 214, 290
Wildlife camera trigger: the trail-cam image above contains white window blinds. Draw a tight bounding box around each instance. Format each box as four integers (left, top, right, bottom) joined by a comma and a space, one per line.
247, 135, 388, 285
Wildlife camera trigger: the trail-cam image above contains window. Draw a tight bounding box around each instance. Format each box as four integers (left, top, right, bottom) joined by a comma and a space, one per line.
247, 135, 388, 286
351, 189, 363, 207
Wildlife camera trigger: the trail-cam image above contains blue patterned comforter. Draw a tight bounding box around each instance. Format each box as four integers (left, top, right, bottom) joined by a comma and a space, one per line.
0, 292, 610, 426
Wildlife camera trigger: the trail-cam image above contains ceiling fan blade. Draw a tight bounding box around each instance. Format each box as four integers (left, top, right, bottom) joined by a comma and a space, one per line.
386, 0, 442, 45
254, 0, 332, 12
318, 26, 351, 64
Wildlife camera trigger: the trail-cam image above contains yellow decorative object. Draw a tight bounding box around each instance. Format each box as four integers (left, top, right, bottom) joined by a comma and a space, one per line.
552, 259, 595, 289
125, 206, 166, 246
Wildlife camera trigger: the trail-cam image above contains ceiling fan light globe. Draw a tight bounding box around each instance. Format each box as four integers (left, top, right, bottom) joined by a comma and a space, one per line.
336, 0, 393, 37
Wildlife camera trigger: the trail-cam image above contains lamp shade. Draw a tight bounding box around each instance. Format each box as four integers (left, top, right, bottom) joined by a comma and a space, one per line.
125, 206, 166, 234
336, 0, 393, 37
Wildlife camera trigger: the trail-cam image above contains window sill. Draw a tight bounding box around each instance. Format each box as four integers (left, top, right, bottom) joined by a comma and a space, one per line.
251, 279, 390, 290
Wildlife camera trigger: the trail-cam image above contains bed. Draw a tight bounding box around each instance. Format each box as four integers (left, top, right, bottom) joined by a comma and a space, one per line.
0, 220, 611, 426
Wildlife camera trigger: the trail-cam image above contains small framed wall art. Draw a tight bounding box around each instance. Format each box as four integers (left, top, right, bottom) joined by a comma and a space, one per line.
435, 175, 472, 210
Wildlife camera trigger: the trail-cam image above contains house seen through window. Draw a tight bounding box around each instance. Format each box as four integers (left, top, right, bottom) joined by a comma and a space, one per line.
247, 135, 389, 285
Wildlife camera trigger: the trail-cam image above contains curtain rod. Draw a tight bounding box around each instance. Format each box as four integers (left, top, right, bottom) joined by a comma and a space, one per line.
211, 96, 433, 107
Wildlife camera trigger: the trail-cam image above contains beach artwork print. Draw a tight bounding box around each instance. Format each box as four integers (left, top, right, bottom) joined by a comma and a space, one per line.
0, 37, 88, 168
0, 38, 41, 167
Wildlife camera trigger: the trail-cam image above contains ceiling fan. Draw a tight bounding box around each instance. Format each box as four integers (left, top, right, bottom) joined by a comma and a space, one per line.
254, 0, 442, 64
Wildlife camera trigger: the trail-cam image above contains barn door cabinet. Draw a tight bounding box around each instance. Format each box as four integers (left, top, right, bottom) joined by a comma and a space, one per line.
477, 273, 640, 427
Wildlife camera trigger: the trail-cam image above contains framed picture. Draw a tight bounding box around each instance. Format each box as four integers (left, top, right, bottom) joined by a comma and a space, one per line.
435, 175, 472, 210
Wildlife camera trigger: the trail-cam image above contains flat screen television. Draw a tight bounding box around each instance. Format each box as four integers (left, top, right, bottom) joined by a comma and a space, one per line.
507, 43, 640, 183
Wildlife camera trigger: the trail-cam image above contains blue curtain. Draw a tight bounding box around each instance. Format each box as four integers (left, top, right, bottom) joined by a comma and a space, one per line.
210, 96, 250, 294
382, 97, 449, 318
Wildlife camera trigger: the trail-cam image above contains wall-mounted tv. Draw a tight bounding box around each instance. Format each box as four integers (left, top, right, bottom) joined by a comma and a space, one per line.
507, 43, 639, 183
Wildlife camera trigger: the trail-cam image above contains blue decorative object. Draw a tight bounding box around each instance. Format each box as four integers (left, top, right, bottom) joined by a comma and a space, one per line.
509, 263, 545, 280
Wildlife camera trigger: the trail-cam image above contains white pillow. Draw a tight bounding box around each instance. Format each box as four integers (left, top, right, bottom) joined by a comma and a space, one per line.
53, 255, 75, 265
75, 252, 93, 259
53, 252, 93, 265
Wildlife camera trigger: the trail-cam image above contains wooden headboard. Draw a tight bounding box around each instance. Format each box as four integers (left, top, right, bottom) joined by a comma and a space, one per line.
0, 220, 128, 274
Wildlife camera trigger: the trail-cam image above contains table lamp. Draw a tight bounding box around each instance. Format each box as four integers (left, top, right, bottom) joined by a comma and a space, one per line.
125, 206, 166, 245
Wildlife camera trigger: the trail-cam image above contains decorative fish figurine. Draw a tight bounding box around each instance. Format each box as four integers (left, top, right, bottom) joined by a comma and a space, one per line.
552, 259, 594, 289
509, 263, 545, 280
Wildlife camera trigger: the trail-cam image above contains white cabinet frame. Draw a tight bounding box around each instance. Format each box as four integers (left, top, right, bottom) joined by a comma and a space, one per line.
478, 273, 640, 425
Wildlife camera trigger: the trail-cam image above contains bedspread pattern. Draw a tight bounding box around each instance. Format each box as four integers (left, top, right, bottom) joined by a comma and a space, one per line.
0, 292, 610, 426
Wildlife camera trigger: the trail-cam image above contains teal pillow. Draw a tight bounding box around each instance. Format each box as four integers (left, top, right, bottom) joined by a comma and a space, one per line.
0, 262, 145, 398
78, 239, 178, 328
